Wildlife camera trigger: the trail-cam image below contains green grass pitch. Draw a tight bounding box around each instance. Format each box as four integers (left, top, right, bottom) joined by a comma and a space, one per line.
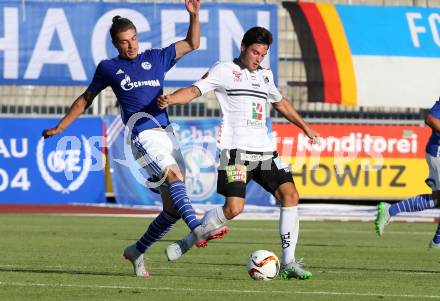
1, 214, 440, 301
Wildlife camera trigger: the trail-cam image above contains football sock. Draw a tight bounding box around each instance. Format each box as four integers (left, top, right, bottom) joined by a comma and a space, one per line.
389, 194, 437, 216
279, 206, 299, 266
433, 223, 440, 244
202, 207, 227, 227
136, 210, 179, 253
181, 231, 196, 247
180, 207, 227, 248
169, 180, 201, 231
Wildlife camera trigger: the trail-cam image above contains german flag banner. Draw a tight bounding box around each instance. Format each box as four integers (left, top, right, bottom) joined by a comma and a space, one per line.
282, 2, 440, 108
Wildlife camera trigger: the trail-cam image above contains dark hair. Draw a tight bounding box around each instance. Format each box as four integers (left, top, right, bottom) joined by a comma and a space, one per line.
110, 16, 137, 41
241, 27, 273, 48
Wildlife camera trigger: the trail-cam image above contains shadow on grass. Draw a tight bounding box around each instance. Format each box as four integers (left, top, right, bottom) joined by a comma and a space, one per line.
171, 260, 440, 275
0, 266, 244, 281
0, 267, 128, 277
311, 265, 440, 274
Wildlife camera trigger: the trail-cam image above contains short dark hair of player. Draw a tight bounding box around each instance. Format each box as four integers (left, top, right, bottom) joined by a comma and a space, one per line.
110, 16, 137, 41
241, 27, 273, 47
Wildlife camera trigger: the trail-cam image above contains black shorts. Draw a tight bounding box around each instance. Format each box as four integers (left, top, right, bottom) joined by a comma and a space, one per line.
217, 149, 294, 198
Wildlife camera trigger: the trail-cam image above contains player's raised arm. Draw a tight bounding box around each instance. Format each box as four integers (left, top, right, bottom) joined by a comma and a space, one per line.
42, 89, 97, 139
174, 0, 200, 60
157, 86, 201, 110
425, 114, 440, 132
272, 98, 320, 143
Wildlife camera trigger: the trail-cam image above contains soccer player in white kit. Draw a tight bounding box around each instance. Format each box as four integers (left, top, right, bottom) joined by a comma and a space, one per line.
158, 27, 320, 280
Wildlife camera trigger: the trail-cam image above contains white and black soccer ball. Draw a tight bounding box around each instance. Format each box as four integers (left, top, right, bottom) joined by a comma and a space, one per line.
247, 250, 280, 281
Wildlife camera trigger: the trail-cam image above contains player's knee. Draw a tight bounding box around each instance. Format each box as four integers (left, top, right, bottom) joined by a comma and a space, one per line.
280, 191, 299, 207
164, 165, 184, 183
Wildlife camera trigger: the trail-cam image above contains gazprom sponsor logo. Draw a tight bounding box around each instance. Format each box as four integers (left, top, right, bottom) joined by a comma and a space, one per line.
120, 74, 160, 91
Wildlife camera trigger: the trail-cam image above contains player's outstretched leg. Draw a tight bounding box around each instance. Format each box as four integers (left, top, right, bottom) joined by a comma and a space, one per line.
376, 195, 437, 236
166, 233, 194, 261
278, 206, 312, 280
429, 240, 440, 249
168, 181, 228, 247
124, 210, 179, 277
166, 207, 228, 261
168, 180, 202, 231
429, 222, 440, 249
193, 224, 229, 248
123, 244, 149, 278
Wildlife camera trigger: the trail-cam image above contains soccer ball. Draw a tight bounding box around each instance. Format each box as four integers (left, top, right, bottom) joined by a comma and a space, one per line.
247, 250, 280, 281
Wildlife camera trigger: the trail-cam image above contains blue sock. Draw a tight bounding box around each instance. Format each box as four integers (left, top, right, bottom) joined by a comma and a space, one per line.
433, 223, 440, 244
389, 194, 437, 216
136, 211, 179, 253
169, 180, 201, 231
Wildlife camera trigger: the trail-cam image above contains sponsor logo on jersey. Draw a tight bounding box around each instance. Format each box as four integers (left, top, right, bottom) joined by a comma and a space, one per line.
141, 61, 152, 70
247, 102, 264, 128
239, 153, 273, 162
232, 70, 242, 82
120, 74, 160, 91
252, 102, 263, 120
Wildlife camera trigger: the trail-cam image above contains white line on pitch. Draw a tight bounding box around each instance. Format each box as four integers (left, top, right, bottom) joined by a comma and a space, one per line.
0, 281, 439, 299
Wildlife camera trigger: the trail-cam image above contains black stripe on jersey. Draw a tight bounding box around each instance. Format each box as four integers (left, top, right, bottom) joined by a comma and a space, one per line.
226, 92, 267, 100
225, 89, 268, 97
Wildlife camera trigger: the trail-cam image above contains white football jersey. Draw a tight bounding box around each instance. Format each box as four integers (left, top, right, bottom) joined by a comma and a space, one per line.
194, 60, 283, 152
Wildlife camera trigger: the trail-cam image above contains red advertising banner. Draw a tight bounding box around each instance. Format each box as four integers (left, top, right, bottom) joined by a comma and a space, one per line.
273, 124, 430, 159
272, 123, 431, 200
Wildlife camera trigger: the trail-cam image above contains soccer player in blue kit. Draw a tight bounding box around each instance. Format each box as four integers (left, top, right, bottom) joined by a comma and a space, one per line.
42, 0, 227, 278
375, 98, 440, 248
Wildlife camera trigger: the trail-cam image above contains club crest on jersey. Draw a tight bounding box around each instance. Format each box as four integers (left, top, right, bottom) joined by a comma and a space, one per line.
263, 75, 270, 84
141, 61, 152, 70
232, 71, 242, 82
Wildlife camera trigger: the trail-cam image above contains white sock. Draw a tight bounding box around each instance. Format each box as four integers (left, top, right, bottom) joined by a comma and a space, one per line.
181, 207, 227, 248
279, 206, 299, 265
202, 206, 227, 227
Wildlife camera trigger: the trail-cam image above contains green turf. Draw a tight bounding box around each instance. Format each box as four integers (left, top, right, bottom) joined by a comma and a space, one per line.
1, 214, 440, 301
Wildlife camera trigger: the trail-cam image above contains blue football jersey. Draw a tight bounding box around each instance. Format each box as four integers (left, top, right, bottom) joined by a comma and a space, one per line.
88, 44, 176, 134
426, 99, 440, 157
